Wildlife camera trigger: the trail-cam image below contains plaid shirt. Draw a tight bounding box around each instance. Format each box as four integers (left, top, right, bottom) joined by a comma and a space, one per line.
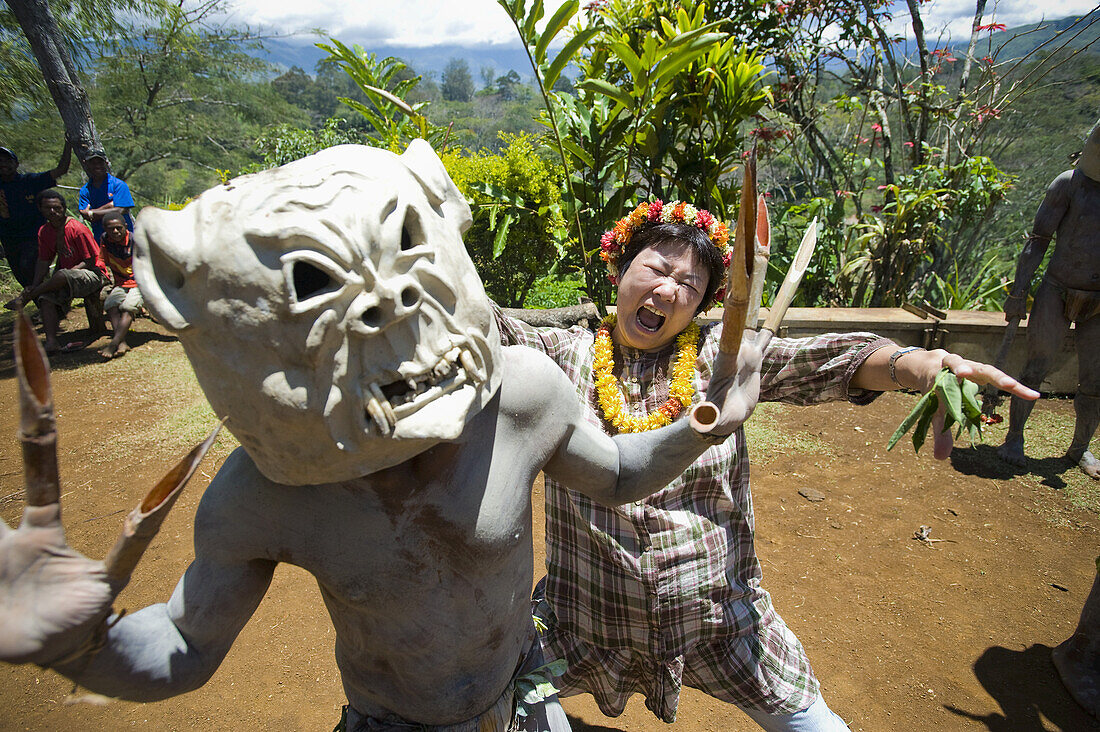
496, 308, 891, 721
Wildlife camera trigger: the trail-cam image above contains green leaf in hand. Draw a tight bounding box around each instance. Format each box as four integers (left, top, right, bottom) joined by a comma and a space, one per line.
887, 389, 934, 450
888, 368, 984, 452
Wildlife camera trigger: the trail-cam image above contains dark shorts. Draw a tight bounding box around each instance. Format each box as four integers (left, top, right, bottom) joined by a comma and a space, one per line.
38, 268, 109, 311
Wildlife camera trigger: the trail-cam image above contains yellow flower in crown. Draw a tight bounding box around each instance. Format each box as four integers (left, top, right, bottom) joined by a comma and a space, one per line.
598, 199, 732, 308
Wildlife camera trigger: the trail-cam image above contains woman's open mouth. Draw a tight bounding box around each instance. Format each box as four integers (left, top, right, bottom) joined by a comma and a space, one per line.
636, 304, 666, 333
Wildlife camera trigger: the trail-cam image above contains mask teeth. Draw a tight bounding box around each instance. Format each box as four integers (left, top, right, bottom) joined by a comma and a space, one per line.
369, 382, 397, 427
366, 396, 391, 435
431, 347, 460, 382
459, 349, 481, 383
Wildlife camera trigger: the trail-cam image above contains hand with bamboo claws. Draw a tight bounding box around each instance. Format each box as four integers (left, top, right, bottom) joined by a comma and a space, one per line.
0, 309, 219, 668
690, 147, 814, 440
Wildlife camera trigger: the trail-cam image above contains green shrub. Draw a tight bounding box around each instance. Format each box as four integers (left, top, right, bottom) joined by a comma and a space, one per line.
523, 273, 587, 309
443, 133, 570, 307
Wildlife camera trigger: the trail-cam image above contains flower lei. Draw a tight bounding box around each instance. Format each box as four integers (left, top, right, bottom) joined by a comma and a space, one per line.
592, 314, 700, 433
598, 199, 732, 309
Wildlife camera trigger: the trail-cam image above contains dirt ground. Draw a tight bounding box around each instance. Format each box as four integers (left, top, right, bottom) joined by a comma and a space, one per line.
0, 312, 1099, 732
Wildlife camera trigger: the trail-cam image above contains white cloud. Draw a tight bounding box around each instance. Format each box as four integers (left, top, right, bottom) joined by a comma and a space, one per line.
888, 0, 1099, 42
218, 0, 1098, 48
221, 0, 572, 47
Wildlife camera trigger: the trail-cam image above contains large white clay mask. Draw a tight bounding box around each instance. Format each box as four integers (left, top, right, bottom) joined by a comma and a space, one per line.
133, 141, 503, 484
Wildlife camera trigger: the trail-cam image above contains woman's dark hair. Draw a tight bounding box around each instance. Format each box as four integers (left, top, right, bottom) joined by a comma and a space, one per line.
617, 222, 725, 313
35, 188, 66, 209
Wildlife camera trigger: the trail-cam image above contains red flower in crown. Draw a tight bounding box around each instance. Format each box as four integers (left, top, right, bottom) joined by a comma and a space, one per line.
599, 199, 731, 308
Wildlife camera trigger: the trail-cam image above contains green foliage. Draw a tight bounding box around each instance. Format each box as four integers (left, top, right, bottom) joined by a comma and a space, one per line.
927, 257, 1010, 311
3, 0, 307, 204
442, 133, 568, 307
523, 273, 586, 309
499, 0, 771, 308
245, 117, 361, 171
0, 0, 161, 119
755, 0, 1094, 308
93, 2, 297, 180
318, 39, 449, 150
578, 2, 770, 212
271, 64, 370, 126
441, 58, 475, 102
770, 147, 1015, 308
888, 368, 983, 452
428, 97, 544, 152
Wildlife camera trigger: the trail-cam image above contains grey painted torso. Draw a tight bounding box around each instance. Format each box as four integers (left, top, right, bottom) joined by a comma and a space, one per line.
198, 346, 562, 722
1045, 170, 1100, 291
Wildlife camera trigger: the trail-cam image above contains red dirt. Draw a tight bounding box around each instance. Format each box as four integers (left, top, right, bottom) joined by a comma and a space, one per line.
0, 313, 1097, 731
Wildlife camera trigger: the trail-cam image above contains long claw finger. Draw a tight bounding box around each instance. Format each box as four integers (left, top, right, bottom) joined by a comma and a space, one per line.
932, 409, 953, 460
103, 420, 224, 590
15, 307, 59, 508
720, 147, 756, 354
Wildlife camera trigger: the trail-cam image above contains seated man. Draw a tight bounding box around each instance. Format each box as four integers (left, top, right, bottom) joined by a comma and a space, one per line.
0, 142, 765, 730
98, 210, 142, 359
78, 150, 134, 242
7, 189, 110, 353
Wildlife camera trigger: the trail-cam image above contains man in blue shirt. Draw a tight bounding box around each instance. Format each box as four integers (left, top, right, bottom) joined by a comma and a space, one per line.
78, 150, 134, 241
0, 143, 72, 287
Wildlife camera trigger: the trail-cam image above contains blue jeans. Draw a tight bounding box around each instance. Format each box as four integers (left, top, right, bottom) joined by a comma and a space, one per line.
740, 693, 850, 732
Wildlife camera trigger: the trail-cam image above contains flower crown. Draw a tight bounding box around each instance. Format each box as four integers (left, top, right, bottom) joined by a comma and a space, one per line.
599, 199, 732, 308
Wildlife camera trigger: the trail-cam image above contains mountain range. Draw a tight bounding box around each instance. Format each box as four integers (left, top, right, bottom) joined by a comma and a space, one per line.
257, 12, 1100, 82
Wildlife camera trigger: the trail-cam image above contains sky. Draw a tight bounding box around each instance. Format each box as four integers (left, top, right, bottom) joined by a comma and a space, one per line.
220, 0, 1100, 49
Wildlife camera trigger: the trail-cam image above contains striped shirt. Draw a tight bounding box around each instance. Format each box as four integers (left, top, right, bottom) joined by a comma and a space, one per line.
496, 308, 891, 720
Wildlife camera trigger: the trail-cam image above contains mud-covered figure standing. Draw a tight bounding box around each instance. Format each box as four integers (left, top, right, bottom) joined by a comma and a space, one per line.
997, 122, 1100, 480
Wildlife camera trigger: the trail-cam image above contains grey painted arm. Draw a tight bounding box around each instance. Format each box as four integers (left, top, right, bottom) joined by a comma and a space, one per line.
543, 331, 763, 505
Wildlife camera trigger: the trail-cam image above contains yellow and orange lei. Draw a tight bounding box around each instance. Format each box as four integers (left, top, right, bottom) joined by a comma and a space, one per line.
592, 314, 700, 433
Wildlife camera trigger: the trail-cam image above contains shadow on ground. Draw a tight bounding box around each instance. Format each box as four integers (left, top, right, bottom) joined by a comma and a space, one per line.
0, 308, 176, 378
945, 644, 1100, 731
566, 716, 623, 732
951, 444, 1073, 491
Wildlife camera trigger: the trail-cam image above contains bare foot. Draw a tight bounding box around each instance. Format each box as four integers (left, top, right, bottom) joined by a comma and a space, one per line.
98, 344, 116, 360
1053, 634, 1100, 718
1076, 450, 1100, 480
997, 436, 1028, 467
115, 343, 130, 357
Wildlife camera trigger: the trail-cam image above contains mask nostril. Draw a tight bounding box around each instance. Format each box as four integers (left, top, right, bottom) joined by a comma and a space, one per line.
401, 286, 418, 309
362, 306, 382, 327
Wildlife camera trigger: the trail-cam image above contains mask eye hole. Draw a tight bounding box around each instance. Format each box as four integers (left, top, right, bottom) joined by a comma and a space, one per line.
291, 260, 334, 302
400, 208, 425, 251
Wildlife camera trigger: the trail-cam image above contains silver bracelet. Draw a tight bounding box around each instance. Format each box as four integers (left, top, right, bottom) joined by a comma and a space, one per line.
888, 346, 922, 390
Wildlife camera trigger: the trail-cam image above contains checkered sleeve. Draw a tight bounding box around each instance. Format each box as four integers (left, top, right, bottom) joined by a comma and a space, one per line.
697, 322, 894, 407
491, 302, 592, 373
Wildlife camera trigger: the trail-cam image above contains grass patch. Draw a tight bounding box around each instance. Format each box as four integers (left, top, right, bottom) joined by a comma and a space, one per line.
85, 341, 239, 464
744, 402, 831, 465
1014, 402, 1100, 514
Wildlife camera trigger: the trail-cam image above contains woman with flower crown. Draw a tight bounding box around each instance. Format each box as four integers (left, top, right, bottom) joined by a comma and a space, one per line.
494, 199, 1037, 731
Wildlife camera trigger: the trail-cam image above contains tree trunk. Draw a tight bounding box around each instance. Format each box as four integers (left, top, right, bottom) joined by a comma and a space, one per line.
6, 0, 102, 160
958, 0, 989, 97
904, 0, 931, 165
